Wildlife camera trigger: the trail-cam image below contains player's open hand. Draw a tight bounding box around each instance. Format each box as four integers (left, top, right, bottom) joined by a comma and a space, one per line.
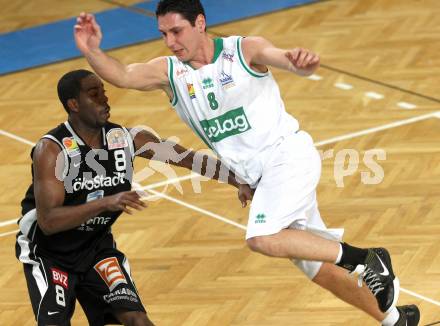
285, 48, 320, 75
105, 190, 148, 215
238, 184, 255, 208
74, 12, 103, 54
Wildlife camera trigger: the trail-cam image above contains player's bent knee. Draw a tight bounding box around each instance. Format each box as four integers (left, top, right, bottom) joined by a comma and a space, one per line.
246, 236, 263, 252
246, 236, 275, 256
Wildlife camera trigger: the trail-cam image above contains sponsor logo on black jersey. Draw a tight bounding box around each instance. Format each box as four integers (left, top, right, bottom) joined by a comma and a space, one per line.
106, 128, 128, 150
62, 137, 80, 158
94, 257, 128, 292
71, 172, 126, 192
51, 268, 68, 289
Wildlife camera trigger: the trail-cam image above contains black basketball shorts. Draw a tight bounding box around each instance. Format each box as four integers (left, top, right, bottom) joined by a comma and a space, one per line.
23, 247, 146, 326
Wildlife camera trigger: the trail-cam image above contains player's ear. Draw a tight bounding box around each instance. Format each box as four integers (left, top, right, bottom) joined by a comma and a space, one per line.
196, 14, 206, 33
67, 98, 79, 113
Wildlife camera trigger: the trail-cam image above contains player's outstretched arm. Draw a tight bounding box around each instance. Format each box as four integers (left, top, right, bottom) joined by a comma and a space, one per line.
242, 36, 320, 77
33, 140, 146, 235
132, 129, 254, 206
132, 129, 239, 185
74, 12, 169, 91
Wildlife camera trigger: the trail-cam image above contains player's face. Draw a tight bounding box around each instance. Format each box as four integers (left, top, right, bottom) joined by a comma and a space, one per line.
77, 75, 110, 128
158, 13, 204, 61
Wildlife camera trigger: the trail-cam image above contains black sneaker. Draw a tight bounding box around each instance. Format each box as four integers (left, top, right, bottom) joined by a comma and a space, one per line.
351, 248, 399, 313
393, 305, 420, 326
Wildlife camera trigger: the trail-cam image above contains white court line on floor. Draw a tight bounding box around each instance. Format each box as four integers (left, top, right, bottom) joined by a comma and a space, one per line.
334, 82, 353, 90
365, 91, 384, 100
146, 189, 247, 230
0, 229, 19, 237
308, 74, 323, 81
0, 129, 35, 146
400, 288, 440, 307
398, 101, 417, 110
0, 219, 18, 227
141, 173, 201, 190
314, 111, 439, 147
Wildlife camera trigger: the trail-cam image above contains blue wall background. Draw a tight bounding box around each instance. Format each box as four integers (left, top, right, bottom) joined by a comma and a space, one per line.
0, 0, 318, 75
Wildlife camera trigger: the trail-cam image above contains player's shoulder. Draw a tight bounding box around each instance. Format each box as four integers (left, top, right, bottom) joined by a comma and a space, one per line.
34, 123, 68, 155
148, 56, 170, 69
220, 35, 242, 48
33, 137, 62, 162
241, 36, 269, 47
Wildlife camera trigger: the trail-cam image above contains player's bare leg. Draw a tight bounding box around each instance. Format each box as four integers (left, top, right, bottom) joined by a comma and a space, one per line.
247, 229, 399, 315
313, 262, 384, 321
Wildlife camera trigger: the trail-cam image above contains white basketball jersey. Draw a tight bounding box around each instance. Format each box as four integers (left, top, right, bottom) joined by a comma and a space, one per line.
168, 36, 299, 184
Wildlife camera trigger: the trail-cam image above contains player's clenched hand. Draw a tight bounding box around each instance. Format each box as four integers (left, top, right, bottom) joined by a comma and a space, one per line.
104, 191, 148, 215
238, 184, 255, 208
285, 48, 320, 75
74, 12, 103, 54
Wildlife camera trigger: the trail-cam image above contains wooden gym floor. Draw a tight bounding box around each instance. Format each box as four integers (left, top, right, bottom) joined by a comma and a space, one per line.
0, 0, 439, 325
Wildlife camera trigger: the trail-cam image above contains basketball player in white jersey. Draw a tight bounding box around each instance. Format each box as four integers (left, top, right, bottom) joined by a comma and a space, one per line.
74, 1, 419, 324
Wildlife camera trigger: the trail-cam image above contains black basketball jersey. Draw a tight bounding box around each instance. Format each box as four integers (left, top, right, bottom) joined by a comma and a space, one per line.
16, 121, 135, 272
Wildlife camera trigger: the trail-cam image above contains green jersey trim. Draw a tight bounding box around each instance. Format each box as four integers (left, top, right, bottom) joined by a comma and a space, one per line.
167, 57, 178, 106
212, 38, 224, 63
182, 38, 223, 69
236, 37, 268, 78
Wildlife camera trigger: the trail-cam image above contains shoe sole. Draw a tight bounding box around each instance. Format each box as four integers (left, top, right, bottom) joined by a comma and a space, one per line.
385, 276, 400, 314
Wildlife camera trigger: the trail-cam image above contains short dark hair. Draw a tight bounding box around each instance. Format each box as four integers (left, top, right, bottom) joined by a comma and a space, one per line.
57, 69, 94, 113
156, 0, 206, 27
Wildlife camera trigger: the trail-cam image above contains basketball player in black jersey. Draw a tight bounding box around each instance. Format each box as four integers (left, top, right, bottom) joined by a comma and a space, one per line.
16, 69, 252, 326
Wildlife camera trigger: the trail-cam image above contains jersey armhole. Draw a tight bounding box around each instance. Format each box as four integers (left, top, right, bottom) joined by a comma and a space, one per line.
236, 37, 269, 78
41, 135, 69, 180
167, 57, 179, 106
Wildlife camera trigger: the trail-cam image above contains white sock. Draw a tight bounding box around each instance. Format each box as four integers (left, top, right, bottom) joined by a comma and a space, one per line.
334, 243, 343, 264
381, 307, 400, 326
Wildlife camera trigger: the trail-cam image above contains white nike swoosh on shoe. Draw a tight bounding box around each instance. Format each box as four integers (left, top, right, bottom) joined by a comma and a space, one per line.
48, 311, 59, 315
378, 256, 390, 276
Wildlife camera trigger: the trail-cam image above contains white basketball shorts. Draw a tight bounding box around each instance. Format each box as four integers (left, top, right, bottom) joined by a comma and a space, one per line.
245, 130, 344, 278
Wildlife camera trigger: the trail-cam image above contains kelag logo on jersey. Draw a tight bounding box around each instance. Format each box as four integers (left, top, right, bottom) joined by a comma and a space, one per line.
199, 107, 251, 142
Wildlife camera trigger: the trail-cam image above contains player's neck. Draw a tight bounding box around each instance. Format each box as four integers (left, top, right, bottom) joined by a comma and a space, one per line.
188, 36, 215, 69
69, 118, 103, 149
